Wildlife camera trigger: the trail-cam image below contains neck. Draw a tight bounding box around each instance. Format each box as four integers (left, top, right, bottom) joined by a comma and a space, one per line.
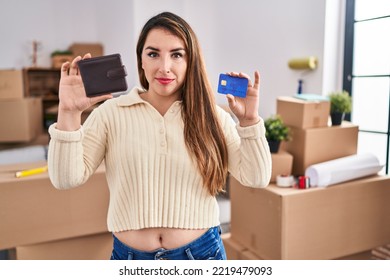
140, 91, 181, 116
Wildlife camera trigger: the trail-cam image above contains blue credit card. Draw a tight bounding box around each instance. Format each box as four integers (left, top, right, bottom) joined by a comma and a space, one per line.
217, 74, 248, 98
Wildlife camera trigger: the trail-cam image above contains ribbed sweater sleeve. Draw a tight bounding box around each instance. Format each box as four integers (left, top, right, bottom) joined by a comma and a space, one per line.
217, 107, 272, 188
47, 108, 106, 190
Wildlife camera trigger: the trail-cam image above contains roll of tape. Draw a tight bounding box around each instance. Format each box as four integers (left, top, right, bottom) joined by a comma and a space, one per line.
276, 175, 294, 188
298, 175, 310, 189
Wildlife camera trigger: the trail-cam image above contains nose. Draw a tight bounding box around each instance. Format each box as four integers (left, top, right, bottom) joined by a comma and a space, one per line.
159, 56, 171, 74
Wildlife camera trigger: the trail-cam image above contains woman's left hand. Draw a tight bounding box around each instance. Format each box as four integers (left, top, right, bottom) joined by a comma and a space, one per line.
226, 70, 261, 127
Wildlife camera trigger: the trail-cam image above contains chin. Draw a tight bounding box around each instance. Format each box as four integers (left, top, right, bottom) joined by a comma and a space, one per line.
155, 86, 181, 97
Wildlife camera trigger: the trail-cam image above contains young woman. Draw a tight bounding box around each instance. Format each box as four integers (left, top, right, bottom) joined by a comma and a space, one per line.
47, 11, 272, 260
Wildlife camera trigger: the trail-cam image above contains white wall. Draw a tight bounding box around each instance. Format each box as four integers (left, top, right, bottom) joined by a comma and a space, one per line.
0, 0, 343, 119
323, 0, 346, 95
184, 0, 328, 117
0, 0, 99, 68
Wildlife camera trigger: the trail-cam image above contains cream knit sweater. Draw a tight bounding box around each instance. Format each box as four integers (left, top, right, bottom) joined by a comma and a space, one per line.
48, 87, 272, 232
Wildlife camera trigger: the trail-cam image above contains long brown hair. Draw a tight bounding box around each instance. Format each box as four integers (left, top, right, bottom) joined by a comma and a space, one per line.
136, 12, 228, 196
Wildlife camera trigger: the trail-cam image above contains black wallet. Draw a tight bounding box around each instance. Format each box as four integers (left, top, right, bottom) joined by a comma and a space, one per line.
77, 53, 128, 97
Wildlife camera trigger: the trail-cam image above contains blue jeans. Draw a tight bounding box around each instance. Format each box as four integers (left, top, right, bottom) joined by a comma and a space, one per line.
110, 226, 226, 260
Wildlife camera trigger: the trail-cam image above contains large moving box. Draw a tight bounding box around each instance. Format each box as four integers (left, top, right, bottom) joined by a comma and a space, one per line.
222, 233, 245, 260
0, 97, 43, 142
15, 232, 113, 260
0, 70, 24, 100
222, 233, 263, 260
230, 175, 390, 259
277, 96, 330, 129
0, 161, 109, 250
283, 121, 358, 175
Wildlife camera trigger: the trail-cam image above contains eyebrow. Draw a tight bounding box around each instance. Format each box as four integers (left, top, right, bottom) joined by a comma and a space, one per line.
145, 46, 186, 52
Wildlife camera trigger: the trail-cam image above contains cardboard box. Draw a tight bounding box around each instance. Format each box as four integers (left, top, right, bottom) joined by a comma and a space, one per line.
240, 249, 263, 260
283, 121, 358, 175
222, 233, 245, 260
222, 234, 263, 260
335, 250, 372, 260
70, 43, 104, 58
230, 175, 390, 259
15, 232, 113, 260
51, 55, 74, 69
0, 97, 43, 142
271, 150, 293, 182
0, 161, 109, 250
0, 70, 24, 100
371, 244, 390, 260
277, 96, 330, 129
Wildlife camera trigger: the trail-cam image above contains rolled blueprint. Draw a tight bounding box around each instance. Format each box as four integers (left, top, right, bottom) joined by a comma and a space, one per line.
305, 153, 383, 188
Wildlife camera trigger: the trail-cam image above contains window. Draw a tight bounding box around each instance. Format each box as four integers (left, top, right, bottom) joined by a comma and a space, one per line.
343, 0, 390, 173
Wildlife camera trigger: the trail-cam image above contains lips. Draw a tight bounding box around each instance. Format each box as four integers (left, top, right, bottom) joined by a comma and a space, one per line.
156, 78, 174, 85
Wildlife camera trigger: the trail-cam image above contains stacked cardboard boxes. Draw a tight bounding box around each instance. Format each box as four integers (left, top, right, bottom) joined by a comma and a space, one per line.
0, 70, 43, 143
277, 96, 358, 175
225, 96, 390, 259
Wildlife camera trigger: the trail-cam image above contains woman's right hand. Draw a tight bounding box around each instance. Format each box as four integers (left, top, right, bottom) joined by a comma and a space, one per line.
56, 54, 112, 131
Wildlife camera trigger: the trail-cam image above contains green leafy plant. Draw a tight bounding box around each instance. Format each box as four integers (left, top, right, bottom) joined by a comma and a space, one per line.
50, 50, 73, 57
264, 115, 290, 142
328, 90, 352, 113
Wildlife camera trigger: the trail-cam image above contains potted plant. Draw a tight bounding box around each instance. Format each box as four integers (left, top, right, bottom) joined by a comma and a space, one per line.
264, 115, 290, 153
51, 50, 73, 68
328, 90, 352, 126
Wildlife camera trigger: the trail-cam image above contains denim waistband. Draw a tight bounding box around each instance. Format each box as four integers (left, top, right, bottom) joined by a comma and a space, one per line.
111, 226, 224, 260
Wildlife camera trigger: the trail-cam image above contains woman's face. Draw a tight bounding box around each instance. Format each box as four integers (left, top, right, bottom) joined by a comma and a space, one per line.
141, 28, 187, 100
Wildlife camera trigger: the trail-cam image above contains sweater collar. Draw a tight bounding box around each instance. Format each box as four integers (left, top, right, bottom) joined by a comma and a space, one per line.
116, 86, 183, 108
116, 87, 148, 107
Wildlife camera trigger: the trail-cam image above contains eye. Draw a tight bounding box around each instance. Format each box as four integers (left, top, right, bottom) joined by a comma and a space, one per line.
172, 52, 184, 59
147, 52, 158, 58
